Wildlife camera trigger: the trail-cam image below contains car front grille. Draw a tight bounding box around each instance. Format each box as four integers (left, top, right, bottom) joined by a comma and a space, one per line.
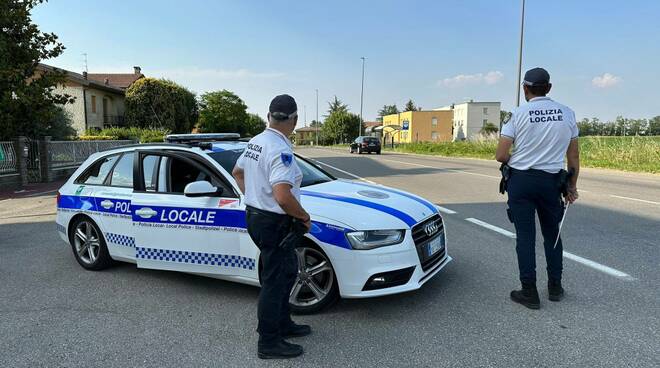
412, 214, 446, 272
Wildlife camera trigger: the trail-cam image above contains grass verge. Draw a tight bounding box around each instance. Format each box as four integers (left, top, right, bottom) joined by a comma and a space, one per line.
321, 137, 660, 174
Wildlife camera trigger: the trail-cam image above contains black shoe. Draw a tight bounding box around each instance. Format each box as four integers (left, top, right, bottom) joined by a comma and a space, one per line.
510, 283, 540, 309
282, 323, 312, 338
258, 341, 303, 359
548, 279, 564, 302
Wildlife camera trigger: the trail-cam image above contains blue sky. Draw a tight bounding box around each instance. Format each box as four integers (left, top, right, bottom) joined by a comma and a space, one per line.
34, 0, 660, 125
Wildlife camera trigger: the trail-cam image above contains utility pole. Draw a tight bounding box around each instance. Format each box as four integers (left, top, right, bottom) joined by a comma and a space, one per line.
304, 105, 307, 127
359, 57, 366, 136
515, 0, 526, 107
315, 89, 319, 146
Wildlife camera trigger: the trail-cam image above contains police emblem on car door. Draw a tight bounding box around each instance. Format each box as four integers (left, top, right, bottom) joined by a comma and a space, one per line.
131, 150, 254, 277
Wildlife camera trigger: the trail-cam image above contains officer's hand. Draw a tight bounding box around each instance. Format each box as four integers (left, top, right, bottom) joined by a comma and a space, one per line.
302, 218, 312, 233
565, 186, 579, 204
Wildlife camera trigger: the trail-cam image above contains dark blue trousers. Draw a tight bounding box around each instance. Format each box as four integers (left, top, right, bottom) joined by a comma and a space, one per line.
507, 169, 564, 284
246, 207, 298, 347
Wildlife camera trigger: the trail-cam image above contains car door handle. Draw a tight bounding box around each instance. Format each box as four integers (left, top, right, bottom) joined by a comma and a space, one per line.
135, 207, 157, 219
100, 200, 114, 209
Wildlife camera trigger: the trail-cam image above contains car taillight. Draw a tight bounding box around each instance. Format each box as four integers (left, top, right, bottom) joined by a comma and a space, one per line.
56, 191, 61, 207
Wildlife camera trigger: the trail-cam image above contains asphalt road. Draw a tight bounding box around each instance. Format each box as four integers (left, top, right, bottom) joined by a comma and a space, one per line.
1, 148, 658, 367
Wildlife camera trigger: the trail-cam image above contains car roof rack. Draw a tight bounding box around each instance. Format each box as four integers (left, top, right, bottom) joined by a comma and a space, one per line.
165, 133, 241, 143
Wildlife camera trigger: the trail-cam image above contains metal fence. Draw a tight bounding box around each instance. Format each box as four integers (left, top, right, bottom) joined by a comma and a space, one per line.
49, 140, 134, 169
0, 141, 18, 176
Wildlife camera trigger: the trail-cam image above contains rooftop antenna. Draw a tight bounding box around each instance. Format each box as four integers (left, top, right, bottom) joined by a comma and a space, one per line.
82, 53, 88, 73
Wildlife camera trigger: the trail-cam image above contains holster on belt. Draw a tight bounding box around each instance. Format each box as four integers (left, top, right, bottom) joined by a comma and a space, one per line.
499, 163, 511, 194
557, 168, 575, 197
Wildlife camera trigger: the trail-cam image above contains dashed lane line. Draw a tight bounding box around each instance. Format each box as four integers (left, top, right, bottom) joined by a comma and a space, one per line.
435, 205, 457, 214
609, 195, 660, 206
464, 217, 635, 281
465, 218, 516, 238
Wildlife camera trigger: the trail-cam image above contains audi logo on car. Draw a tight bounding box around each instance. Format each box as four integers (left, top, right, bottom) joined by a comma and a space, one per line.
424, 221, 440, 237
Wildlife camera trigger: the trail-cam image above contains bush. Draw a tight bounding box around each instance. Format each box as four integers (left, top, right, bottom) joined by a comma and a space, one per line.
78, 135, 119, 140
83, 127, 169, 143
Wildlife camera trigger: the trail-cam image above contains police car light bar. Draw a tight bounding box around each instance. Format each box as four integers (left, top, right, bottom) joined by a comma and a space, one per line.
165, 133, 241, 143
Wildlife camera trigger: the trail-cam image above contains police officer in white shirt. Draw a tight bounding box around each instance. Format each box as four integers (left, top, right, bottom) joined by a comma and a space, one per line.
496, 68, 580, 310
232, 94, 311, 359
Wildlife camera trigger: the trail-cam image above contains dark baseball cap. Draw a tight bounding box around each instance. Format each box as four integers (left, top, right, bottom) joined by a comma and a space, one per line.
269, 94, 298, 120
523, 67, 550, 86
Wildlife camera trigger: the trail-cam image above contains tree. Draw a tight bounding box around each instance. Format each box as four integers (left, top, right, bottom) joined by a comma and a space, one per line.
46, 106, 76, 139
403, 99, 417, 112
0, 0, 75, 140
378, 104, 399, 118
648, 116, 660, 136
480, 122, 499, 134
197, 90, 249, 135
244, 113, 266, 137
309, 120, 322, 127
321, 111, 361, 144
125, 78, 198, 133
326, 96, 348, 116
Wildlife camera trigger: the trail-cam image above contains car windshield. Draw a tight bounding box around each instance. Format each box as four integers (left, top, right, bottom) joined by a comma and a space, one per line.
208, 149, 334, 187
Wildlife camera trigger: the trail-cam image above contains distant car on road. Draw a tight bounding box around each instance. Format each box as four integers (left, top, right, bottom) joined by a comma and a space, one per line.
55, 134, 450, 314
350, 136, 381, 154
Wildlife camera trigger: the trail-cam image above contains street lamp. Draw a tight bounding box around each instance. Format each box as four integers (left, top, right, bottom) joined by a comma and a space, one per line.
315, 88, 319, 146
515, 0, 526, 107
359, 57, 366, 136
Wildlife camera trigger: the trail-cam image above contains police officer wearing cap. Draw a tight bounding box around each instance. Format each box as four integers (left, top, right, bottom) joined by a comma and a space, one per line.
496, 67, 580, 309
232, 94, 312, 359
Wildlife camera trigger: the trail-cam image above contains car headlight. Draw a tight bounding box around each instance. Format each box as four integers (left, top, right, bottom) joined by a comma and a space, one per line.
346, 230, 405, 250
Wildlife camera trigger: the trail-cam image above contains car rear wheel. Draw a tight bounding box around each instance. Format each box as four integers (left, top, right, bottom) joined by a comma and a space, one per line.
289, 243, 338, 314
357, 147, 362, 154
69, 216, 112, 270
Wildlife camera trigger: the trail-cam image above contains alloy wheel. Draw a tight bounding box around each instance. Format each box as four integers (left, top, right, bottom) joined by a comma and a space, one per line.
289, 247, 334, 308
73, 220, 101, 265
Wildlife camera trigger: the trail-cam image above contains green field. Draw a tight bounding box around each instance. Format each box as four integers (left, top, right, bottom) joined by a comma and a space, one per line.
332, 136, 660, 174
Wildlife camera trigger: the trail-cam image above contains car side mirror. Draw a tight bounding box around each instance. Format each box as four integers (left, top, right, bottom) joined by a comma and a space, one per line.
184, 180, 223, 197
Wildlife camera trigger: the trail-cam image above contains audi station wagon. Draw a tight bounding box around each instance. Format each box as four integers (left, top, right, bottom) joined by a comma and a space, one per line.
56, 134, 451, 313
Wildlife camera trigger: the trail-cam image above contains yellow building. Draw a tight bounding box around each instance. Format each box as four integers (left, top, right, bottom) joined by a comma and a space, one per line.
382, 110, 453, 143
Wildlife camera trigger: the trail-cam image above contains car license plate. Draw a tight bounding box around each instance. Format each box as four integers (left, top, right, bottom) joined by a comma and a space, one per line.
369, 143, 375, 146
426, 236, 444, 257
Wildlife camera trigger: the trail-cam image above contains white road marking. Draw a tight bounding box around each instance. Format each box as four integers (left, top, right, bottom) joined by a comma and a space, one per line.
562, 252, 635, 280
465, 218, 517, 238
312, 147, 501, 179
465, 217, 635, 280
609, 195, 660, 205
435, 205, 457, 214
302, 156, 377, 184
380, 158, 501, 179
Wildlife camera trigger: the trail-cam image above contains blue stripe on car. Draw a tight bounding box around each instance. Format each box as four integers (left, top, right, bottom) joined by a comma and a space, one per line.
348, 181, 438, 214
301, 190, 417, 227
58, 195, 353, 249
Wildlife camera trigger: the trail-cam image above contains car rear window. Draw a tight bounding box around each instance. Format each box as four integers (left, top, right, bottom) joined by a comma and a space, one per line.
364, 137, 379, 143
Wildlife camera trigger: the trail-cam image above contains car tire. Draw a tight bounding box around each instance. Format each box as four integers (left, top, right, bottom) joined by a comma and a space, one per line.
357, 147, 362, 154
376, 150, 381, 155
289, 241, 339, 315
68, 216, 112, 271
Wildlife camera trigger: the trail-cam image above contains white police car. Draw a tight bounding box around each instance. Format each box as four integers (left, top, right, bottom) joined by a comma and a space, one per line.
56, 134, 451, 313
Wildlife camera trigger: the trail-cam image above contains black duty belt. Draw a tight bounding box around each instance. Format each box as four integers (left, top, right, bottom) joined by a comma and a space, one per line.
246, 205, 292, 221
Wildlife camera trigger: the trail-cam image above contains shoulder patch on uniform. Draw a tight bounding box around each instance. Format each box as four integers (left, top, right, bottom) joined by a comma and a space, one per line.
281, 152, 293, 167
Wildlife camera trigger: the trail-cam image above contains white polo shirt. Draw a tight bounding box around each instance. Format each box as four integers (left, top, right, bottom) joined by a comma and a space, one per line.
235, 127, 303, 214
501, 96, 579, 173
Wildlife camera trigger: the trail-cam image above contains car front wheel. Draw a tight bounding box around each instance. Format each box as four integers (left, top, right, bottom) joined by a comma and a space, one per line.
289, 243, 338, 314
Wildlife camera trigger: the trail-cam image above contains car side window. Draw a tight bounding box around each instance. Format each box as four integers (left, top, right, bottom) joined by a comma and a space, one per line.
141, 153, 234, 197
142, 155, 160, 191
76, 154, 119, 185
109, 153, 134, 188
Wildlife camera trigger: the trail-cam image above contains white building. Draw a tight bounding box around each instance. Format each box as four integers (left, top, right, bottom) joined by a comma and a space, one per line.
435, 101, 501, 141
